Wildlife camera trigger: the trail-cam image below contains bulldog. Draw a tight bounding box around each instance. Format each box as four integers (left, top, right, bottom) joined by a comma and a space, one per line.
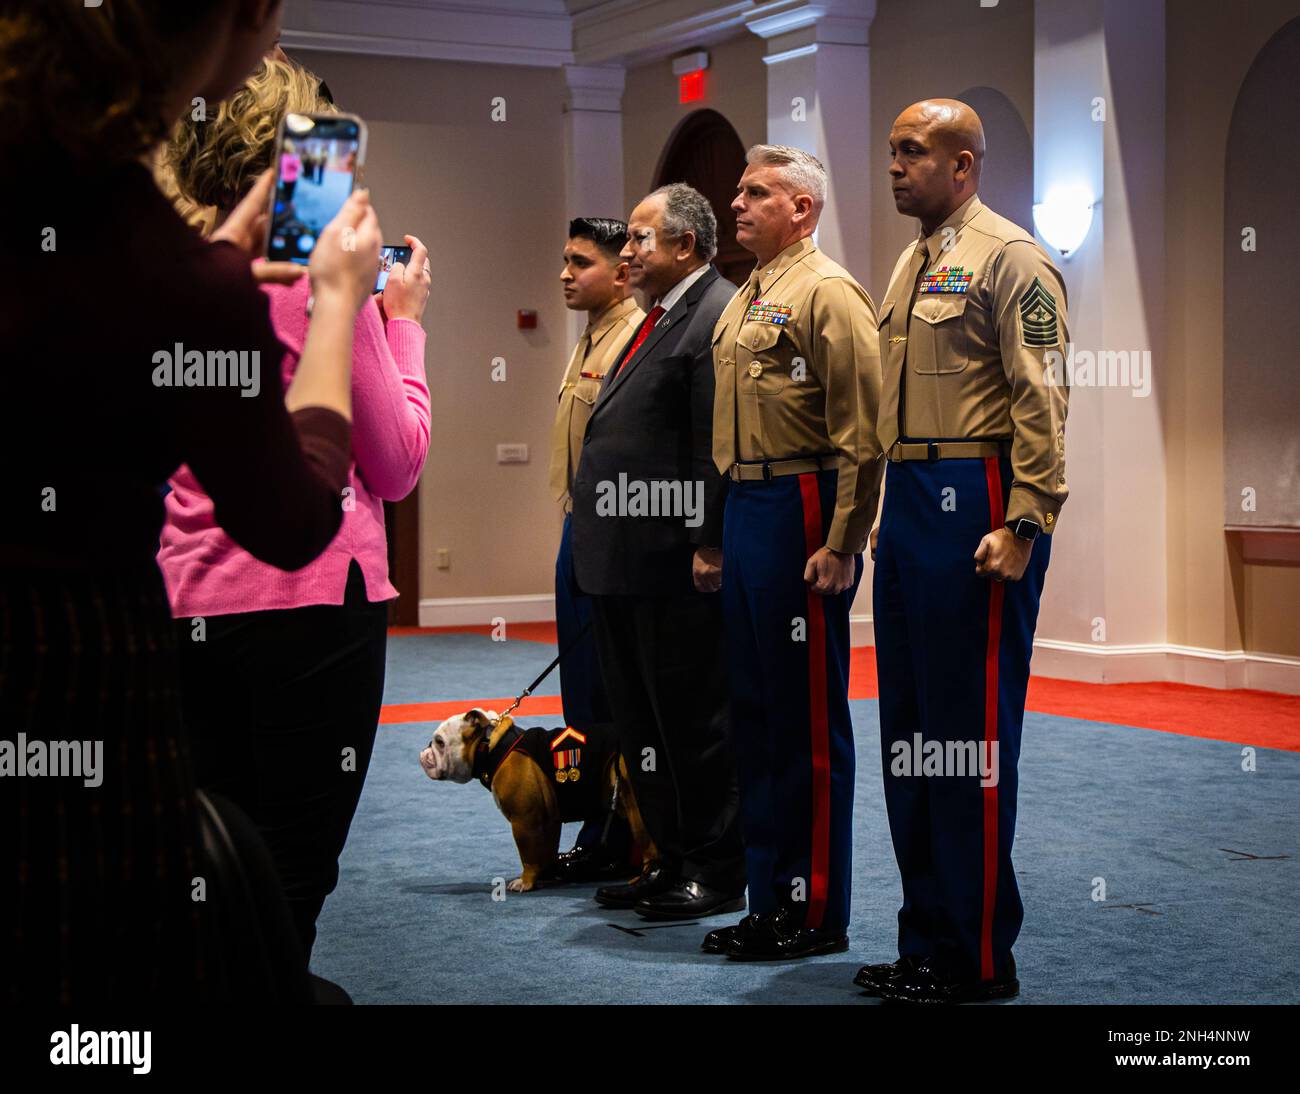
419, 709, 656, 892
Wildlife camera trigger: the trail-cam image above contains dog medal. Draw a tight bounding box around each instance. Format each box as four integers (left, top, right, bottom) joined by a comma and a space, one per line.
551, 731, 584, 784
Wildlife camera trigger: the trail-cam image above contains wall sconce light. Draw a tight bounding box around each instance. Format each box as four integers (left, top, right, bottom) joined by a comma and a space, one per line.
1032, 183, 1097, 258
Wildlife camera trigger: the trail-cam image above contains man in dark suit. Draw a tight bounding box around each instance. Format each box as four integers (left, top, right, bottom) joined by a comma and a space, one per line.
571, 183, 746, 921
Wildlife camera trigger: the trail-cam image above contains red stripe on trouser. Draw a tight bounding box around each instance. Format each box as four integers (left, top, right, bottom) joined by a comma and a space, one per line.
981, 457, 1006, 981
797, 473, 830, 929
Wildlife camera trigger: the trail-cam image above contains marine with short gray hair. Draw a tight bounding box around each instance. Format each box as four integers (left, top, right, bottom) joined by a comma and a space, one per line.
705, 143, 884, 961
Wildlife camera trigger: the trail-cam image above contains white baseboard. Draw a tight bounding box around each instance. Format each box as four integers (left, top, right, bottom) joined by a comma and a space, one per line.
849, 614, 875, 649
850, 614, 1300, 695
418, 594, 556, 628
1032, 639, 1300, 694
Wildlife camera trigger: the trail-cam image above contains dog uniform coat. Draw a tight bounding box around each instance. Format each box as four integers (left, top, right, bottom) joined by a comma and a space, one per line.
474, 724, 616, 823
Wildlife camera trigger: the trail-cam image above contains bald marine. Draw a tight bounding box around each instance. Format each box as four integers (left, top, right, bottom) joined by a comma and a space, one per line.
888, 98, 987, 235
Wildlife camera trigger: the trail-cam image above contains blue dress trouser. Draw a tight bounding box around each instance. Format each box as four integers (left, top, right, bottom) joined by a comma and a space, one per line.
873, 456, 1050, 980
556, 512, 611, 732
723, 468, 861, 933
555, 512, 618, 849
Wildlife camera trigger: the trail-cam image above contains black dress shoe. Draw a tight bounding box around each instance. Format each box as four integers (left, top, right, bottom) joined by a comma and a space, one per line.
634, 880, 745, 921
882, 956, 1019, 1005
550, 844, 635, 884
725, 907, 848, 962
853, 954, 924, 996
594, 862, 675, 909
701, 912, 769, 954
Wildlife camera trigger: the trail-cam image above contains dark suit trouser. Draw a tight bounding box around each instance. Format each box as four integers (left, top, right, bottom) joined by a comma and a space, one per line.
591, 591, 745, 891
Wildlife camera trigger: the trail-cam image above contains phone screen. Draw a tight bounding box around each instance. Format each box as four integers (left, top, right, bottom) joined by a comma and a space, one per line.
267, 113, 364, 266
375, 245, 413, 293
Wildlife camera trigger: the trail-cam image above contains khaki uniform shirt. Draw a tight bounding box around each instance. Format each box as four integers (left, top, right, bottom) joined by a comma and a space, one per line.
878, 194, 1070, 531
548, 296, 644, 510
712, 238, 883, 554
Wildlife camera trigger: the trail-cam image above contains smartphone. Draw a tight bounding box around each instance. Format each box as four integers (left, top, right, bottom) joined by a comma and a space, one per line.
266, 112, 368, 265
375, 244, 413, 293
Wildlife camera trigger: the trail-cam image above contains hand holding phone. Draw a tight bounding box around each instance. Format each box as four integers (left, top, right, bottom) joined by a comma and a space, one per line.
209, 169, 305, 284
380, 235, 431, 324
375, 244, 412, 293
267, 112, 368, 265
311, 190, 383, 313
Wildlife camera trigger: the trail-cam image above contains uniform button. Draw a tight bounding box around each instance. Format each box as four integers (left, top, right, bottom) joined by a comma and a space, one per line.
748, 362, 763, 378
1045, 513, 1055, 525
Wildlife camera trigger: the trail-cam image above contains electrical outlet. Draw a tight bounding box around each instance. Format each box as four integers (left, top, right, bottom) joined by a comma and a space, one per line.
497, 443, 529, 464
436, 548, 450, 570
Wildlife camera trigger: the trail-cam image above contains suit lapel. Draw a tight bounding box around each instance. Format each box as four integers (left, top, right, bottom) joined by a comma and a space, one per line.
597, 308, 678, 404
592, 268, 718, 416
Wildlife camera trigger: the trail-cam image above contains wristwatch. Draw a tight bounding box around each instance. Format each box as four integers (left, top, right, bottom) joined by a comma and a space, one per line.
1008, 518, 1041, 542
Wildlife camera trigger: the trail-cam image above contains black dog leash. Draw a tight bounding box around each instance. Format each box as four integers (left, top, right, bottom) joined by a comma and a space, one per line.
493, 620, 592, 724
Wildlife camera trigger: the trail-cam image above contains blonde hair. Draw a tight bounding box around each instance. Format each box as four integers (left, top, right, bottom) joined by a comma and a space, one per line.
151, 145, 216, 235
165, 58, 336, 213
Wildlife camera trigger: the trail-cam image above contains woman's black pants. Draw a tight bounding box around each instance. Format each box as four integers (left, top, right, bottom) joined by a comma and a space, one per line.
175, 561, 387, 959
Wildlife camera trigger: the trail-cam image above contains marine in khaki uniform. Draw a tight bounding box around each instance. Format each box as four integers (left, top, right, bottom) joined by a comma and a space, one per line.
703, 145, 883, 962
857, 99, 1070, 1006
549, 236, 644, 514
547, 217, 643, 883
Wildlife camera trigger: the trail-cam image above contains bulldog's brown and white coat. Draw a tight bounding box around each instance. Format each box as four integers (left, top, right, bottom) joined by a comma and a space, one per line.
419, 709, 657, 892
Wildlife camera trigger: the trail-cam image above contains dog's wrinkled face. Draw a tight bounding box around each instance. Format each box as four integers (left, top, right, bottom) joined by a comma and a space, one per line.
419, 709, 498, 783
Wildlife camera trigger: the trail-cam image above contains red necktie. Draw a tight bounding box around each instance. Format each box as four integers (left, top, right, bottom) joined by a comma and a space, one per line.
609, 305, 665, 382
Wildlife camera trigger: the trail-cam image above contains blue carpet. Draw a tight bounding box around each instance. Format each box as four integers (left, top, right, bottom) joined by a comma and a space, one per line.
310, 634, 1300, 1004
381, 632, 564, 705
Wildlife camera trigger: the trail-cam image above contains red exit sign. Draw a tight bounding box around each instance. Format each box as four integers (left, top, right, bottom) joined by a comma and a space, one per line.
679, 69, 704, 103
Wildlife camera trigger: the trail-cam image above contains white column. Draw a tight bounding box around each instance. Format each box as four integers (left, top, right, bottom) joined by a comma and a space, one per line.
747, 0, 876, 284
562, 64, 627, 344
1032, 0, 1168, 680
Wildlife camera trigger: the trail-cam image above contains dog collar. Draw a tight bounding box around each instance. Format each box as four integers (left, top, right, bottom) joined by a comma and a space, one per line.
472, 720, 525, 790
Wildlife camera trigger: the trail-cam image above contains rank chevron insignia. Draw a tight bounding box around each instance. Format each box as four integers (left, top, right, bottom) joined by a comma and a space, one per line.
1019, 277, 1059, 347
552, 727, 586, 749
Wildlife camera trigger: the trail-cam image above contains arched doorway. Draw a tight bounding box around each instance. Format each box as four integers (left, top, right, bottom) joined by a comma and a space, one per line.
652, 108, 749, 286
955, 86, 1033, 232
1223, 16, 1300, 535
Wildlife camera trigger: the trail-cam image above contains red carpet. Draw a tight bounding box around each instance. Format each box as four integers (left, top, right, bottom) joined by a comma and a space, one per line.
388, 621, 560, 642
384, 625, 1300, 751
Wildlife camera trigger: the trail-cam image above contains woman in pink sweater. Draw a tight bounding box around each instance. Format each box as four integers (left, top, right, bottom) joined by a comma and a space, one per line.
158, 59, 431, 960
